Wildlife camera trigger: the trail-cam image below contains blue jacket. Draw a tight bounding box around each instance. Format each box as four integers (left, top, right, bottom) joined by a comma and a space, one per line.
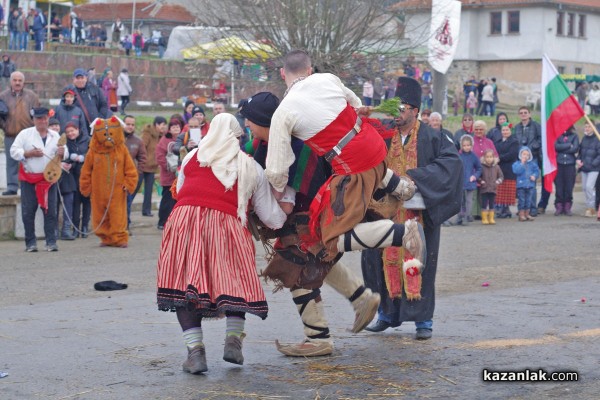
459, 150, 482, 190
512, 146, 539, 189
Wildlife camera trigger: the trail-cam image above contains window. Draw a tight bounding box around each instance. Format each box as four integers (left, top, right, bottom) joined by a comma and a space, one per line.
557, 12, 564, 35
575, 67, 582, 75
578, 14, 586, 37
556, 11, 565, 36
508, 11, 520, 33
490, 12, 502, 35
557, 66, 565, 74
567, 13, 575, 36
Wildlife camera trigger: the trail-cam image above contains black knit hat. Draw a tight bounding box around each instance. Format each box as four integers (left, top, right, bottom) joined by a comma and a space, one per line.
239, 92, 280, 127
395, 77, 422, 109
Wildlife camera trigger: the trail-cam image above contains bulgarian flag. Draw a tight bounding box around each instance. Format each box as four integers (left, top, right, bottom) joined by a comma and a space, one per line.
541, 54, 584, 192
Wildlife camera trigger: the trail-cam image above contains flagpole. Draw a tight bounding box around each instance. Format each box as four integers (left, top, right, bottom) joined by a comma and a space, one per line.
583, 114, 600, 141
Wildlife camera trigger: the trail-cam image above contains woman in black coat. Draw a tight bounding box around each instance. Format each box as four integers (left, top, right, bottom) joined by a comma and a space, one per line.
494, 123, 519, 218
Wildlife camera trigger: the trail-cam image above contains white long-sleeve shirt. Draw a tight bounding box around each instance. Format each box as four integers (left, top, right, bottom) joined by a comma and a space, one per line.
266, 73, 362, 192
10, 127, 68, 173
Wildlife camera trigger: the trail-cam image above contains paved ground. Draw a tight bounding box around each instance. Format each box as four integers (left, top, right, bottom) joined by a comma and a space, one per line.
1, 190, 599, 399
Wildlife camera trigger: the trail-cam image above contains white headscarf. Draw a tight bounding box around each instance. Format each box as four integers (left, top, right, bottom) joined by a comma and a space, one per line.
195, 113, 258, 225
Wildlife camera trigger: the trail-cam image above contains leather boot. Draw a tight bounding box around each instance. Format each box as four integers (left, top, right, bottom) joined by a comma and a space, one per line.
564, 201, 573, 216
518, 211, 527, 222
182, 346, 208, 374
525, 210, 535, 221
481, 210, 490, 225
223, 333, 245, 365
554, 203, 563, 216
488, 210, 496, 225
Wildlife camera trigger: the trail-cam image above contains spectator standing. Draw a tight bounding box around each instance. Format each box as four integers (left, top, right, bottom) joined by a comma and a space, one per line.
117, 68, 133, 115
71, 12, 84, 45
373, 77, 384, 107
64, 68, 110, 128
54, 119, 77, 241
9, 107, 66, 251
122, 35, 132, 56
63, 121, 90, 238
158, 31, 167, 59
0, 55, 16, 89
132, 30, 144, 57
588, 84, 600, 115
455, 135, 482, 225
513, 146, 539, 222
139, 116, 166, 217
182, 99, 194, 124
53, 88, 89, 137
463, 75, 478, 113
362, 78, 373, 106
479, 149, 503, 225
553, 126, 579, 216
32, 8, 46, 51
577, 121, 600, 217
481, 80, 494, 116
486, 112, 509, 144
111, 17, 124, 48
575, 82, 588, 110
494, 122, 520, 219
155, 119, 180, 229
0, 71, 40, 196
16, 10, 28, 51
420, 109, 431, 125
453, 113, 474, 150
87, 67, 97, 86
466, 91, 477, 115
123, 115, 147, 231
491, 77, 499, 116
101, 70, 119, 112
9, 10, 20, 50
513, 106, 543, 216
212, 102, 226, 116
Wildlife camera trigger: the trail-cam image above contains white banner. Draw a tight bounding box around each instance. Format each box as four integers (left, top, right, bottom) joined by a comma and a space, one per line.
428, 0, 461, 74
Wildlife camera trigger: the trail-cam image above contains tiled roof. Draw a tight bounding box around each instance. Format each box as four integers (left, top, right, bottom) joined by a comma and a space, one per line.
392, 0, 600, 11
73, 2, 195, 24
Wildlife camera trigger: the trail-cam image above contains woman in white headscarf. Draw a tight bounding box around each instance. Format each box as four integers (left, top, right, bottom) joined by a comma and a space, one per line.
156, 113, 290, 374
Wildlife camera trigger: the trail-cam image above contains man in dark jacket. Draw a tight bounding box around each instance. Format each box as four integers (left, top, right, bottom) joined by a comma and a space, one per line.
363, 77, 463, 341
123, 115, 147, 232
0, 54, 16, 89
63, 68, 110, 128
514, 106, 544, 215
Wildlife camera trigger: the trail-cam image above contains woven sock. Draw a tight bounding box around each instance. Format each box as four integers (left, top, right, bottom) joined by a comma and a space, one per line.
182, 327, 204, 350
226, 316, 245, 338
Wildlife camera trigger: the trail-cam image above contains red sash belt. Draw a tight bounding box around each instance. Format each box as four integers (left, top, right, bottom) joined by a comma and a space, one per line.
18, 164, 53, 212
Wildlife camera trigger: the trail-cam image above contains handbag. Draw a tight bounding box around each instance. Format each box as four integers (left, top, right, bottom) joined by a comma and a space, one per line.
166, 142, 179, 173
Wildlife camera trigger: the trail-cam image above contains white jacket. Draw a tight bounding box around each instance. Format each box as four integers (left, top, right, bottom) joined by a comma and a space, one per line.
117, 72, 132, 96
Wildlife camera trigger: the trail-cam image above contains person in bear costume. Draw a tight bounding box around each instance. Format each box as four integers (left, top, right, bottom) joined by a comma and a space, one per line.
80, 116, 138, 247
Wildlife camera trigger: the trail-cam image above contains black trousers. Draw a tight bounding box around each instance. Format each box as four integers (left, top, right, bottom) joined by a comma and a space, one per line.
554, 164, 576, 204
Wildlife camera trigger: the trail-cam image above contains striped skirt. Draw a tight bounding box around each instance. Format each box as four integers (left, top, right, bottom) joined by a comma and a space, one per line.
156, 205, 268, 319
496, 179, 516, 205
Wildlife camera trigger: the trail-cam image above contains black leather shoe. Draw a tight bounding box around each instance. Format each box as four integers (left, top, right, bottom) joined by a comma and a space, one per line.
365, 320, 392, 332
2, 190, 17, 196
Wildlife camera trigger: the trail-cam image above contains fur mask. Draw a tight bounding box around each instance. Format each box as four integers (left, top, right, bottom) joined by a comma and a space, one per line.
89, 116, 126, 153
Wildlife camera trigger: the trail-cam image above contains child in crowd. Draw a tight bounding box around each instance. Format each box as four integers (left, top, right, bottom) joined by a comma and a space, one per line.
479, 149, 503, 225
466, 91, 477, 115
577, 121, 600, 218
456, 135, 481, 225
512, 146, 539, 222
554, 126, 579, 216
64, 121, 90, 238
50, 118, 76, 240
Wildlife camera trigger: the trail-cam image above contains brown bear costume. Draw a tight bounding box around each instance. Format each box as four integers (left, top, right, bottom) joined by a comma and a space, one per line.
80, 117, 138, 247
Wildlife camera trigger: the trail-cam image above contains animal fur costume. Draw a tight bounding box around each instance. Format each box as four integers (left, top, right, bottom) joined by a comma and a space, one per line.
80, 117, 138, 247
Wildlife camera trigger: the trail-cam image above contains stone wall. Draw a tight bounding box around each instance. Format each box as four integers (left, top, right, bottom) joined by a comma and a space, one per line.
2, 46, 284, 104
0, 195, 18, 240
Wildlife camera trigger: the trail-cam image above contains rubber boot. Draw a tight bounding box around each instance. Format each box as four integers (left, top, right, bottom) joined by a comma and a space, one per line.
481, 210, 490, 225
554, 203, 563, 216
564, 201, 573, 216
488, 210, 496, 225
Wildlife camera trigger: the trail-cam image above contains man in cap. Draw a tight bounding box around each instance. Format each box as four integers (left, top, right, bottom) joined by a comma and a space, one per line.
362, 77, 462, 340
0, 71, 40, 195
63, 68, 110, 128
10, 107, 68, 252
240, 92, 381, 356
265, 50, 426, 271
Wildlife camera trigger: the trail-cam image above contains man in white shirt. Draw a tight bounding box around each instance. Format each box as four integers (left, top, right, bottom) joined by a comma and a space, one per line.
10, 107, 67, 252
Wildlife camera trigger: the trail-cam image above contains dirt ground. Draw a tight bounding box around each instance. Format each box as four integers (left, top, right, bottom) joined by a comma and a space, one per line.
1, 189, 599, 399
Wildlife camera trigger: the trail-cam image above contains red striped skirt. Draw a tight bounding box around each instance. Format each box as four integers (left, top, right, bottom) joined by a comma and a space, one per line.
156, 205, 268, 319
496, 179, 516, 205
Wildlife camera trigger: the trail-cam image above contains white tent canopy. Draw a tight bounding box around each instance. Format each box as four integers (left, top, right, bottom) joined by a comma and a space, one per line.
163, 26, 229, 60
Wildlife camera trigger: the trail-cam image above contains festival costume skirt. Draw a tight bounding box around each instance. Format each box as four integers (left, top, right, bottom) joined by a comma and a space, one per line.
496, 179, 516, 205
156, 205, 268, 319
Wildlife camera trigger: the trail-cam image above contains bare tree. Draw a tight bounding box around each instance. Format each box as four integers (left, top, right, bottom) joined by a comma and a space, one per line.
191, 0, 429, 77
